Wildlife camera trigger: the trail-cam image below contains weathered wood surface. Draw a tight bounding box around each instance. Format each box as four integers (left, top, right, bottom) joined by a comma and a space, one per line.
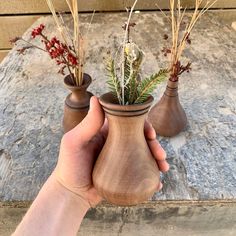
0, 12, 235, 203
1, 202, 236, 236
0, 15, 41, 49
0, 50, 9, 62
1, 0, 236, 15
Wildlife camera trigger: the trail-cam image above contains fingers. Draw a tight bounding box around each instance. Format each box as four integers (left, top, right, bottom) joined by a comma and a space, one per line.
148, 139, 169, 173
69, 96, 105, 143
148, 139, 166, 161
144, 120, 169, 173
157, 160, 169, 173
144, 121, 156, 140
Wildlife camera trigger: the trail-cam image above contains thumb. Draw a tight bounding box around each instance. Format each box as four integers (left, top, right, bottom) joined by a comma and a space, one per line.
69, 96, 105, 142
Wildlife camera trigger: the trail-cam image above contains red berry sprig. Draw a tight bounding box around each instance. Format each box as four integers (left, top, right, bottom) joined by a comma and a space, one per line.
11, 24, 79, 82
31, 24, 45, 38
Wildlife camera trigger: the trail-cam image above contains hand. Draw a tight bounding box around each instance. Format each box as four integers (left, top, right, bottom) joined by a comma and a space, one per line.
53, 96, 169, 208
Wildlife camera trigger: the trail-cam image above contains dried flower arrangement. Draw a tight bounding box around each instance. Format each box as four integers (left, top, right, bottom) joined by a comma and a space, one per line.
92, 0, 165, 206
10, 0, 93, 87
160, 0, 217, 81
106, 0, 168, 105
10, 0, 96, 132
148, 0, 217, 137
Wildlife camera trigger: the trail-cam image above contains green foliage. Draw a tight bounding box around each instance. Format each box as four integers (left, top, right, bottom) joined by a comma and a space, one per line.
106, 43, 168, 105
134, 69, 168, 104
106, 59, 122, 103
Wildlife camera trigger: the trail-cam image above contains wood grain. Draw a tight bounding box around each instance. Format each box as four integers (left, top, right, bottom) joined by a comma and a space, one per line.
0, 50, 10, 63
63, 74, 93, 133
148, 80, 187, 137
0, 15, 41, 49
92, 93, 160, 206
0, 0, 235, 14
0, 9, 235, 49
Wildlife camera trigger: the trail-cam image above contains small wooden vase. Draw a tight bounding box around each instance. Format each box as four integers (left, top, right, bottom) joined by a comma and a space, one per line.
148, 79, 187, 137
92, 93, 160, 206
63, 73, 93, 133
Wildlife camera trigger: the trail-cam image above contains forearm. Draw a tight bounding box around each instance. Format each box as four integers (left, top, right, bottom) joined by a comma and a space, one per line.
13, 174, 90, 236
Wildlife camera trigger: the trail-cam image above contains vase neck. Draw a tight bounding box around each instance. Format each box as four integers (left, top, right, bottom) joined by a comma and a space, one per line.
106, 112, 147, 139
164, 80, 179, 97
70, 88, 88, 103
64, 73, 92, 108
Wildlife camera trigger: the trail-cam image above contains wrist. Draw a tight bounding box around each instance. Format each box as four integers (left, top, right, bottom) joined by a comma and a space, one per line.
13, 173, 90, 236
49, 173, 91, 213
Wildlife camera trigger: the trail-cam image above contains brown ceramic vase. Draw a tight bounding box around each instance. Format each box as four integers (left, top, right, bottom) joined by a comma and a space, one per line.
63, 73, 93, 133
92, 92, 160, 206
148, 79, 187, 137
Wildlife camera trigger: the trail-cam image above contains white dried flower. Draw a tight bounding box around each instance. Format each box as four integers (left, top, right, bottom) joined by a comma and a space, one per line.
124, 42, 143, 63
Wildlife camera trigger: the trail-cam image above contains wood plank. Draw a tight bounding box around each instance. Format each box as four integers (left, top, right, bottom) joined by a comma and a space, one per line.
0, 10, 235, 50
1, 203, 236, 236
0, 15, 41, 49
0, 0, 235, 14
0, 50, 10, 63
213, 9, 236, 23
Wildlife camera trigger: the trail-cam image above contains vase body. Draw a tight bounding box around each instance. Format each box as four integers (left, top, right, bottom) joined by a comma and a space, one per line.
148, 80, 187, 137
92, 93, 160, 206
63, 73, 93, 133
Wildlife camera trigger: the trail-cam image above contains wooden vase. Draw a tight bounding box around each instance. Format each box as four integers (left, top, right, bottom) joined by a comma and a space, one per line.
92, 93, 160, 206
148, 80, 187, 137
63, 73, 93, 133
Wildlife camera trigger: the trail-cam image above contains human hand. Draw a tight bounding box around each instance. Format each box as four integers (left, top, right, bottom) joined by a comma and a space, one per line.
53, 96, 169, 208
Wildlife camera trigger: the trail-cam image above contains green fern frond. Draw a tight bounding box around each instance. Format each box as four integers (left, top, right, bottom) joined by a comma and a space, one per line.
106, 59, 122, 103
124, 58, 132, 87
128, 72, 138, 104
134, 69, 168, 104
123, 52, 143, 104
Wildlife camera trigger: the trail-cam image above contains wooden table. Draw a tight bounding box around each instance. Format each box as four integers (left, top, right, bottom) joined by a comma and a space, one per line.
0, 12, 236, 236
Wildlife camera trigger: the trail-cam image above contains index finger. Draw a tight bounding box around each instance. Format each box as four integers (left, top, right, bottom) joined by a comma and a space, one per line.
144, 120, 156, 140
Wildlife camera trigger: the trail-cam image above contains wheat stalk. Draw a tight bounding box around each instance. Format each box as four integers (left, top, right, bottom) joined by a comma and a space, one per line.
46, 0, 86, 86
168, 0, 217, 80
45, 0, 70, 48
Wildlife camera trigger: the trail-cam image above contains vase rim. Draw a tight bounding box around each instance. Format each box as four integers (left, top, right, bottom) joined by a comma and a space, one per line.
64, 73, 92, 90
99, 92, 153, 116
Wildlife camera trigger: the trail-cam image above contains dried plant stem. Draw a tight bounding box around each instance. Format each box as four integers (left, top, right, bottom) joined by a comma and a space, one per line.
58, 13, 76, 52
45, 0, 70, 48
46, 0, 75, 81
72, 0, 81, 86
85, 10, 95, 38
20, 38, 47, 52
169, 0, 217, 80
121, 0, 138, 105
65, 0, 75, 18
46, 0, 87, 87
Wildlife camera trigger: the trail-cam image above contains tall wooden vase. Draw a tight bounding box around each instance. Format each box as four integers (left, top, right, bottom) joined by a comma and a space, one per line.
63, 73, 93, 133
92, 93, 160, 206
148, 80, 187, 137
